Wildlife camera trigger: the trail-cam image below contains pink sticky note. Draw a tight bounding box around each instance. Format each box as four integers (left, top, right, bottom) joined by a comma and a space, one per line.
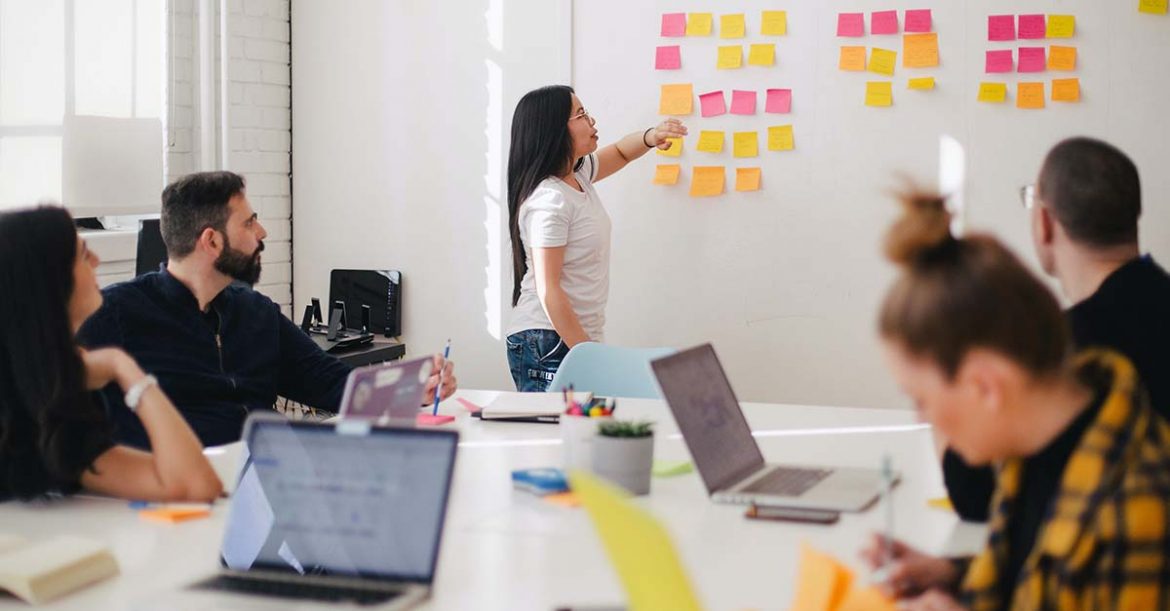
1017, 47, 1046, 72
988, 15, 1016, 41
837, 13, 864, 37
456, 397, 483, 413
699, 90, 727, 117
661, 13, 686, 37
730, 90, 756, 115
417, 413, 455, 426
765, 88, 792, 114
871, 11, 899, 35
904, 9, 932, 33
985, 50, 1013, 73
1018, 14, 1046, 39
655, 46, 681, 70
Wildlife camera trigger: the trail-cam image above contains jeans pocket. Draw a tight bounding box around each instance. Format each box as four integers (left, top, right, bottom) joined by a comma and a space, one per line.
533, 332, 569, 365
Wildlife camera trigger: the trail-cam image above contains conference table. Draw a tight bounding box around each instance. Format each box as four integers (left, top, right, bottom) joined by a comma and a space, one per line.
0, 390, 987, 610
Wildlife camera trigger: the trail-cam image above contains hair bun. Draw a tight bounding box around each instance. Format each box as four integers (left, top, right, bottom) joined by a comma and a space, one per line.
884, 189, 954, 267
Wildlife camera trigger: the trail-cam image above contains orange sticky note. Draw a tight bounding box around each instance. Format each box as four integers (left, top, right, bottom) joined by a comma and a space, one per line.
732, 131, 758, 158
690, 166, 725, 197
748, 44, 776, 66
659, 84, 693, 115
977, 82, 1008, 103
837, 586, 898, 611
717, 45, 743, 69
1047, 15, 1075, 38
865, 81, 893, 107
1048, 46, 1077, 71
686, 13, 712, 36
543, 492, 581, 508
140, 507, 212, 523
1052, 78, 1081, 102
839, 46, 866, 71
735, 168, 761, 192
902, 33, 939, 68
868, 48, 897, 76
790, 544, 854, 611
653, 164, 681, 185
908, 77, 936, 90
1140, 0, 1169, 14
1017, 82, 1045, 109
767, 125, 794, 151
761, 11, 788, 35
720, 14, 746, 38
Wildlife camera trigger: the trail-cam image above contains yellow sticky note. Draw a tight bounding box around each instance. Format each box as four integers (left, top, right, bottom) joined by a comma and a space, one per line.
865, 81, 893, 107
1047, 15, 1075, 38
1017, 82, 1045, 109
733, 131, 758, 158
927, 497, 955, 512
908, 77, 936, 90
652, 164, 681, 186
761, 10, 788, 35
748, 44, 776, 66
717, 45, 743, 69
1048, 46, 1077, 71
659, 84, 693, 115
790, 544, 854, 611
1052, 78, 1081, 102
736, 168, 762, 192
839, 46, 867, 71
902, 33, 939, 68
837, 586, 898, 611
1140, 0, 1169, 14
696, 130, 724, 153
686, 13, 712, 36
570, 472, 703, 611
978, 82, 1008, 103
689, 166, 725, 197
657, 137, 683, 157
869, 48, 897, 76
767, 125, 795, 151
720, 14, 746, 38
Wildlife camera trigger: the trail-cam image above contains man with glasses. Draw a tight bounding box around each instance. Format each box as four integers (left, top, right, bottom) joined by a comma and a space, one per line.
944, 137, 1170, 522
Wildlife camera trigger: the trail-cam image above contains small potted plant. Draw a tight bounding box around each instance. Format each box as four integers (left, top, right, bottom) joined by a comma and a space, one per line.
591, 421, 654, 495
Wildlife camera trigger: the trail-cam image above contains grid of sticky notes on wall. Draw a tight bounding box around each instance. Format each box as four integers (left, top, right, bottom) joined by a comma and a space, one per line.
980, 13, 1082, 108
836, 9, 939, 106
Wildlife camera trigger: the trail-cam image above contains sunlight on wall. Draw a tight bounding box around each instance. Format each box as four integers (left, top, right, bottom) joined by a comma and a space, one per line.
482, 0, 504, 340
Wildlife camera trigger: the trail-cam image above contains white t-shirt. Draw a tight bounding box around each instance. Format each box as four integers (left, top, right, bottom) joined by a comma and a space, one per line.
507, 154, 612, 342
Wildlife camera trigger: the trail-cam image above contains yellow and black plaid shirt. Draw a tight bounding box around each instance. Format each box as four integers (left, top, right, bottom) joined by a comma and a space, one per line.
958, 350, 1170, 610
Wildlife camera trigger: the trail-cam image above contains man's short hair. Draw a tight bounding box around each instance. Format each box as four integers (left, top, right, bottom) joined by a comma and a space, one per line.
160, 171, 246, 258
1038, 137, 1141, 248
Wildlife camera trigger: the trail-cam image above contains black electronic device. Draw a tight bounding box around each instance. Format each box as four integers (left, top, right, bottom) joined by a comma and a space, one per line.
326, 309, 344, 341
300, 305, 314, 333
361, 305, 371, 334
332, 300, 348, 329
329, 269, 402, 338
310, 298, 323, 325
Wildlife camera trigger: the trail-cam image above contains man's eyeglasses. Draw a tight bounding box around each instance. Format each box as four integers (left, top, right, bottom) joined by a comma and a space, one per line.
1019, 184, 1037, 209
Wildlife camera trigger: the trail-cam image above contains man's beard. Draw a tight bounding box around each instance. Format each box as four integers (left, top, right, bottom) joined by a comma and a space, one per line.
214, 235, 264, 286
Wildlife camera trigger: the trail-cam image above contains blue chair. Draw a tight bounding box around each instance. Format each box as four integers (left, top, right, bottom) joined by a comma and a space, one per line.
548, 343, 676, 399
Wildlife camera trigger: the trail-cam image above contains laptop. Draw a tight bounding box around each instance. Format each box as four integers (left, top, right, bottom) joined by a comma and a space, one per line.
337, 356, 434, 424
178, 414, 458, 609
651, 344, 891, 512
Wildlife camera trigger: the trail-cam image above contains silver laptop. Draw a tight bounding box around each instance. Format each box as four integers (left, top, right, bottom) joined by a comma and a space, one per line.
651, 344, 892, 512
186, 414, 458, 609
337, 356, 434, 424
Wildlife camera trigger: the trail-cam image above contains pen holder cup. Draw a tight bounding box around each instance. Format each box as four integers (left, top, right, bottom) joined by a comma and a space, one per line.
591, 434, 654, 496
561, 415, 612, 472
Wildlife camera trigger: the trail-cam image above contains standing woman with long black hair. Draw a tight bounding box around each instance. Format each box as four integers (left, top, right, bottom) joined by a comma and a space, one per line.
505, 85, 686, 391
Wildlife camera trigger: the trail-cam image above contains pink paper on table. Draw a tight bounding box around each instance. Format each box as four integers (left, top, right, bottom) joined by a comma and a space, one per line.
655, 46, 681, 70
871, 11, 899, 35
730, 90, 757, 115
837, 13, 864, 37
661, 13, 686, 37
417, 413, 455, 426
699, 90, 727, 117
988, 15, 1015, 41
1018, 14, 1046, 39
765, 88, 792, 114
456, 397, 483, 413
1017, 47, 1046, 72
985, 50, 1013, 73
904, 10, 932, 33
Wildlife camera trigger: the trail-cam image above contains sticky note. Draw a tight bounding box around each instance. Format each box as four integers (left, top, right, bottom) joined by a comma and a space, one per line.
869, 48, 897, 76
733, 132, 758, 158
542, 491, 581, 508
871, 10, 899, 35
927, 497, 955, 511
1018, 14, 1046, 39
659, 84, 693, 115
986, 49, 1014, 73
699, 90, 726, 117
1052, 78, 1081, 102
735, 168, 762, 192
661, 13, 686, 37
748, 44, 776, 66
902, 33, 939, 68
767, 125, 795, 151
978, 82, 1008, 103
988, 15, 1016, 41
1047, 15, 1075, 38
790, 544, 854, 611
1048, 46, 1077, 71
761, 11, 787, 36
697, 130, 725, 153
1018, 47, 1047, 73
690, 167, 725, 197
655, 46, 681, 70
905, 9, 932, 33
652, 164, 681, 186
657, 137, 683, 157
717, 45, 743, 69
1017, 82, 1045, 109
765, 88, 792, 114
730, 90, 756, 115
865, 81, 893, 107
908, 77, 936, 90
686, 13, 713, 36
720, 14, 746, 38
140, 507, 212, 523
652, 460, 694, 477
837, 586, 898, 611
837, 13, 864, 37
1140, 0, 1169, 14
839, 46, 867, 71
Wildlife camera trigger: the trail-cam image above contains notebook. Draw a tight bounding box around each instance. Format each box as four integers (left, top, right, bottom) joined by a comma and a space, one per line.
478, 391, 593, 422
0, 534, 119, 604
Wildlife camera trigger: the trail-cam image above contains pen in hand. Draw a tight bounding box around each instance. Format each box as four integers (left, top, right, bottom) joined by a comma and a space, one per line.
432, 339, 451, 416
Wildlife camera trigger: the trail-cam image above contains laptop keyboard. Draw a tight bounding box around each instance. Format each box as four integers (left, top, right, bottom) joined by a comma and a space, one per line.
194, 574, 403, 606
741, 467, 833, 497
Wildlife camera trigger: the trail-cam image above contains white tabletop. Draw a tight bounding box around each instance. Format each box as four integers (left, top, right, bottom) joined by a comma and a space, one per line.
0, 391, 987, 611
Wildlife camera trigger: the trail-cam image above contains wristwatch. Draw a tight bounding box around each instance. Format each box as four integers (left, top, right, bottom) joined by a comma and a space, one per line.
124, 375, 158, 413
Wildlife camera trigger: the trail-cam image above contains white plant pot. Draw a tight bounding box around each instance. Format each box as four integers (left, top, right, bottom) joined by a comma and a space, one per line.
591, 434, 654, 496
561, 415, 612, 471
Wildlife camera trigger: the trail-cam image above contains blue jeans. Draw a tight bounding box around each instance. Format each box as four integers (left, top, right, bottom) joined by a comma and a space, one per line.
506, 329, 570, 392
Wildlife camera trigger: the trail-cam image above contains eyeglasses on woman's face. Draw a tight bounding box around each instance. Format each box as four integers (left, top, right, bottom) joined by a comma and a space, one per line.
569, 108, 595, 124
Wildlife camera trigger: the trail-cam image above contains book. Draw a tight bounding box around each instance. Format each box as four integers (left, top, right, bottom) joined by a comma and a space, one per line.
480, 391, 593, 421
0, 534, 119, 604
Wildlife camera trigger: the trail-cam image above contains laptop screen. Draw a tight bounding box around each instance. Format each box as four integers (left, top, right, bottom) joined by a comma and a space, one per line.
221, 418, 458, 584
651, 344, 766, 494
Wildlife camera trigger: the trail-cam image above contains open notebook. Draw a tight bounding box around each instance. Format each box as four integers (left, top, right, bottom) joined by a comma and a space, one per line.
478, 391, 593, 422
0, 534, 119, 604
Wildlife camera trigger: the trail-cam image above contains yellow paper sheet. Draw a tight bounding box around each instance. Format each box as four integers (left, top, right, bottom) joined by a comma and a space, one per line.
790, 544, 854, 611
865, 81, 893, 107
868, 48, 897, 76
748, 44, 776, 66
697, 130, 724, 153
837, 586, 898, 611
908, 77, 936, 90
1052, 78, 1081, 102
690, 167, 725, 197
733, 132, 758, 158
1140, 0, 1169, 14
1017, 82, 1045, 109
659, 84, 694, 115
717, 45, 743, 69
720, 14, 746, 38
652, 164, 681, 186
570, 472, 703, 611
768, 125, 794, 151
735, 168, 761, 192
657, 137, 684, 157
902, 33, 939, 68
761, 10, 787, 35
839, 46, 866, 71
686, 13, 712, 36
977, 82, 1008, 103
1048, 46, 1077, 71
1047, 15, 1075, 38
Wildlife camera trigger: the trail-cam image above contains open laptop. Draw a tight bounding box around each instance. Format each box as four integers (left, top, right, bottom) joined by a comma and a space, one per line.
337, 356, 434, 423
651, 344, 891, 512
178, 414, 458, 609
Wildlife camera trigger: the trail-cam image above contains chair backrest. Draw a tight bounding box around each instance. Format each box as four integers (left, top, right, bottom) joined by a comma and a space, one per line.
548, 343, 676, 399
135, 218, 167, 277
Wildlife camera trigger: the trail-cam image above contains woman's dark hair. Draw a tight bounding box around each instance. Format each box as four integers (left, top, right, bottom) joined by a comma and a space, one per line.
507, 85, 582, 306
879, 190, 1069, 379
0, 207, 109, 499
